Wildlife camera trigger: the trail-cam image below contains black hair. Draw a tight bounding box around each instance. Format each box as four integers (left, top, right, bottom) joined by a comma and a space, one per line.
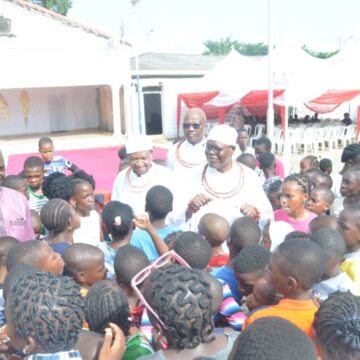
230, 317, 317, 360
145, 185, 173, 220
258, 152, 275, 170
144, 264, 213, 350
114, 245, 149, 286
117, 147, 127, 160
254, 136, 272, 151
102, 201, 134, 240
267, 179, 282, 193
229, 216, 262, 254
283, 173, 310, 195
340, 204, 360, 229
276, 239, 326, 290
7, 271, 84, 353
1, 175, 26, 192
284, 231, 309, 242
38, 136, 53, 149
50, 175, 73, 201
314, 291, 360, 360
42, 172, 66, 199
301, 155, 319, 169
0, 236, 19, 267
6, 240, 46, 271
237, 128, 248, 135
71, 170, 96, 190
163, 231, 183, 248
233, 245, 271, 274
23, 156, 44, 170
310, 186, 334, 205
310, 228, 345, 262
41, 198, 73, 235
307, 169, 333, 188
309, 215, 338, 233
85, 280, 130, 336
341, 143, 360, 163
172, 231, 211, 269
236, 153, 256, 170
319, 158, 332, 172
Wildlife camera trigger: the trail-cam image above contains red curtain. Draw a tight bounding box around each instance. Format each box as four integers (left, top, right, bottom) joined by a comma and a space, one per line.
240, 90, 285, 116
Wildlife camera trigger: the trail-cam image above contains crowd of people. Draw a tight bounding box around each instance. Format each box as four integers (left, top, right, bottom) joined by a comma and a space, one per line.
0, 106, 360, 359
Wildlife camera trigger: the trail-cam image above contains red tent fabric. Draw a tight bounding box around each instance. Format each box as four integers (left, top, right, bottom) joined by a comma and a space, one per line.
241, 90, 285, 116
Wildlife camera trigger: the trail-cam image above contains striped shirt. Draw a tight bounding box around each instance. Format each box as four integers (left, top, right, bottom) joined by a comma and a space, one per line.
28, 187, 48, 214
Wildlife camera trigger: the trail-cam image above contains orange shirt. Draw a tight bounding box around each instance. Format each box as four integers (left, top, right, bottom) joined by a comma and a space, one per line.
208, 254, 230, 268
243, 298, 318, 337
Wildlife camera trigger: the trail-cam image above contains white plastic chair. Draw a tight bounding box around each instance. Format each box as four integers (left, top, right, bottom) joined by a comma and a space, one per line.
273, 127, 284, 155
243, 124, 252, 136
250, 124, 266, 146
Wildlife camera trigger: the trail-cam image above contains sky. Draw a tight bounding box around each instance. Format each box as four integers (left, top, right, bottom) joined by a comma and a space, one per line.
68, 0, 360, 54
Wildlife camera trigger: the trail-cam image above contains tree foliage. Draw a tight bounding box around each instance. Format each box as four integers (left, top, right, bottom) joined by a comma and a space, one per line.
27, 0, 72, 16
302, 45, 339, 59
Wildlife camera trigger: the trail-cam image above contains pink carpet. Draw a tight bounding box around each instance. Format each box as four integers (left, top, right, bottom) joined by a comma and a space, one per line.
7, 147, 168, 192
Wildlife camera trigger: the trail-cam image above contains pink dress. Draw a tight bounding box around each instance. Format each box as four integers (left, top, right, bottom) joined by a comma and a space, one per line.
274, 209, 317, 234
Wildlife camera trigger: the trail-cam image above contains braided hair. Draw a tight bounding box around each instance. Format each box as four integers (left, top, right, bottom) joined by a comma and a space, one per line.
283, 173, 310, 195
144, 264, 214, 350
85, 280, 130, 336
7, 271, 84, 353
314, 291, 360, 360
41, 198, 73, 235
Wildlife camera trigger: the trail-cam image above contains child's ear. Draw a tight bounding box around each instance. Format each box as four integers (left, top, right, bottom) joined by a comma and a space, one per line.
77, 271, 86, 285
69, 196, 77, 208
287, 276, 297, 290
24, 336, 38, 355
324, 202, 331, 211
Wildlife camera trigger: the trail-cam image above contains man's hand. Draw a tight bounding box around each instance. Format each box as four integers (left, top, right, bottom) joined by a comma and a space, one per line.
240, 204, 260, 221
186, 193, 212, 220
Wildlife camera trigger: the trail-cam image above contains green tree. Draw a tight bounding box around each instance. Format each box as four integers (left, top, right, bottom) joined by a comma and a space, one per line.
27, 0, 72, 16
302, 45, 339, 59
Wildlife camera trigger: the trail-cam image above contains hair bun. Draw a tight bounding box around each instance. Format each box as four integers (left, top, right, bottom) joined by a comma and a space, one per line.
339, 318, 360, 350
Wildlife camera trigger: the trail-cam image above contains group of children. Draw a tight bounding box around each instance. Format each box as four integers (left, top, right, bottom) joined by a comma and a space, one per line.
0, 134, 360, 359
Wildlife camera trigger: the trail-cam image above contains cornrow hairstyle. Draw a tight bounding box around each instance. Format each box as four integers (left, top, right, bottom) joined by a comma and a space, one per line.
102, 201, 134, 240
319, 158, 332, 173
38, 136, 53, 149
144, 264, 214, 350
267, 179, 282, 193
172, 231, 212, 270
230, 317, 317, 360
85, 280, 131, 336
71, 170, 96, 190
163, 231, 183, 248
283, 173, 310, 195
23, 156, 44, 170
310, 228, 345, 262
258, 152, 276, 170
50, 175, 73, 201
302, 155, 319, 169
145, 185, 173, 220
0, 236, 19, 267
314, 291, 360, 360
42, 172, 66, 199
7, 271, 84, 353
1, 175, 26, 192
276, 239, 326, 290
41, 198, 73, 235
233, 245, 271, 274
114, 245, 149, 286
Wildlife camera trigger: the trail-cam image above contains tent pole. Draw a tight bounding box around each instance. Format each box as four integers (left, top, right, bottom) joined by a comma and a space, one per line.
267, 0, 274, 145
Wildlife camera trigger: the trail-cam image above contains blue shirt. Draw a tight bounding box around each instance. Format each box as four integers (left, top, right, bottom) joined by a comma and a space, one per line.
97, 241, 117, 280
44, 156, 74, 176
27, 350, 82, 359
131, 226, 180, 261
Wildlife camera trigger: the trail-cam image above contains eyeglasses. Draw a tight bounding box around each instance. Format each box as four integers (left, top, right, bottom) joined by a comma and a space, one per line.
131, 251, 190, 329
205, 144, 233, 154
183, 122, 201, 129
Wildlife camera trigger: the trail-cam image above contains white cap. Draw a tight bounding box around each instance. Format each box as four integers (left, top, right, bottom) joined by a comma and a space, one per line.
269, 221, 294, 251
126, 135, 153, 154
207, 124, 237, 147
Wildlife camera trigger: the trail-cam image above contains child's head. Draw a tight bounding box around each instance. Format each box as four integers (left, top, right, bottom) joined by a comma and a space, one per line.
236, 128, 250, 149
1, 175, 29, 199
41, 198, 80, 236
338, 204, 360, 252
283, 231, 309, 242
38, 136, 54, 163
71, 170, 96, 191
201, 272, 223, 315
198, 213, 230, 248
267, 179, 283, 210
63, 244, 107, 286
30, 210, 42, 239
261, 221, 294, 251
5, 271, 84, 354
310, 228, 345, 277
229, 216, 261, 258
306, 169, 333, 189
23, 156, 45, 191
236, 153, 257, 170
41, 172, 66, 199
254, 136, 272, 159
229, 317, 317, 360
69, 178, 95, 216
340, 166, 360, 198
114, 245, 149, 290
266, 239, 326, 296
50, 175, 73, 201
259, 152, 276, 172
319, 158, 332, 175
102, 201, 134, 241
0, 236, 19, 278
145, 185, 173, 220
233, 245, 271, 296
85, 280, 130, 336
172, 231, 211, 269
281, 173, 310, 216
163, 230, 183, 249
309, 215, 338, 234
314, 291, 360, 360
6, 240, 64, 274
306, 186, 334, 215
300, 155, 319, 174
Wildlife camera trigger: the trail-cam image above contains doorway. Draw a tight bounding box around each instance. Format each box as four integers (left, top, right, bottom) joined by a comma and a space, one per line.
143, 88, 163, 135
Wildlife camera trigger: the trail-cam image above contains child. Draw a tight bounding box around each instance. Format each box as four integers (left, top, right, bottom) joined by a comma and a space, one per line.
30, 209, 42, 239
23, 156, 48, 214
337, 204, 360, 293
5, 271, 84, 358
38, 136, 79, 176
243, 239, 326, 337
198, 213, 230, 269
40, 198, 80, 255
340, 165, 360, 207
306, 168, 333, 189
236, 153, 257, 171
233, 245, 271, 297
310, 228, 358, 301
266, 179, 283, 211
233, 128, 255, 158
320, 157, 343, 198
309, 214, 338, 233
259, 152, 281, 192
63, 243, 107, 296
306, 186, 334, 215
130, 185, 177, 261
85, 280, 154, 359
261, 221, 294, 251
163, 230, 182, 249
314, 291, 360, 360
274, 173, 317, 233
1, 175, 29, 199
6, 240, 64, 274
299, 155, 319, 174
41, 171, 66, 199
98, 201, 135, 280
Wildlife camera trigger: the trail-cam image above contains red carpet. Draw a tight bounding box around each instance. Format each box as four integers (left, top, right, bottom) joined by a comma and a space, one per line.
6, 147, 168, 192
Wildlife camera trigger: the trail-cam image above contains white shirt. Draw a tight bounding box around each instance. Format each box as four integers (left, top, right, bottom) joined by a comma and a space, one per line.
233, 145, 255, 160
73, 210, 101, 246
